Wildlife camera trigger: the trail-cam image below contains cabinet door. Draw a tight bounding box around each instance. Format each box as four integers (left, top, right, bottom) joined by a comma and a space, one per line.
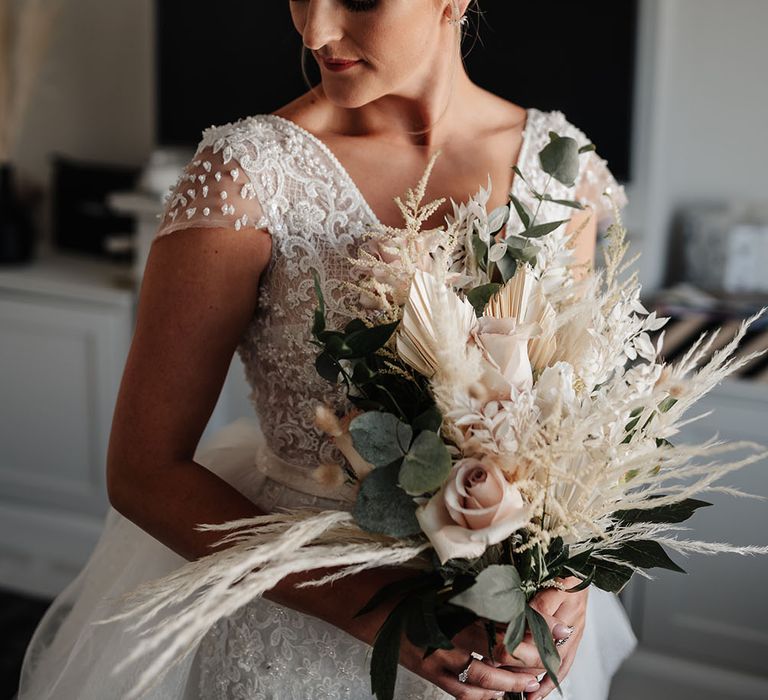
0, 295, 131, 516
627, 381, 768, 677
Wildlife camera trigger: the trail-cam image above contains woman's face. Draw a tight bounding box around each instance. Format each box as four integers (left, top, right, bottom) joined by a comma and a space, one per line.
289, 0, 452, 108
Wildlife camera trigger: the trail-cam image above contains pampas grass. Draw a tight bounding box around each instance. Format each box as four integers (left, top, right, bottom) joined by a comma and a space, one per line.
0, 0, 60, 162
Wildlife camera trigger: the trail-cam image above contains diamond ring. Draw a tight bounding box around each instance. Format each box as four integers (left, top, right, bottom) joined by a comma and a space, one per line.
458, 651, 484, 683
555, 625, 575, 647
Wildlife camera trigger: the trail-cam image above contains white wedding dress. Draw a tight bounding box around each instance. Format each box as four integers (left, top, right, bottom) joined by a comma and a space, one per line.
18, 107, 636, 700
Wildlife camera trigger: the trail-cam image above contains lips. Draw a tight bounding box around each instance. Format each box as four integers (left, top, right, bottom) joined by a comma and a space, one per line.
320, 56, 361, 72
317, 52, 360, 67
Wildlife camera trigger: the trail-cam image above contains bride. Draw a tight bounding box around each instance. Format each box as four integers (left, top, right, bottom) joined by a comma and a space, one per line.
18, 1, 636, 698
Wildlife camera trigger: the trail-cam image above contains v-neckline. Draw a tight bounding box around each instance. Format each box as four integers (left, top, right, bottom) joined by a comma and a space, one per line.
263, 109, 534, 231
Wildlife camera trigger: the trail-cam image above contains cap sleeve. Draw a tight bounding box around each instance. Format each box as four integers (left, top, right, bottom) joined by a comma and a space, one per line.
576, 148, 629, 229
155, 121, 270, 240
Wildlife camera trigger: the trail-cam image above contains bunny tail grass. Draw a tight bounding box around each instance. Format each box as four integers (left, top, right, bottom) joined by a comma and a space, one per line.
94, 508, 430, 700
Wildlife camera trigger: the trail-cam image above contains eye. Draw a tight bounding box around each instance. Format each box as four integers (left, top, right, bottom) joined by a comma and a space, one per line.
342, 0, 378, 12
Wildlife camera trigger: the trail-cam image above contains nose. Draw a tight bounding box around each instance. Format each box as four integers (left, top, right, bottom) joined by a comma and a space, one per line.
300, 0, 344, 51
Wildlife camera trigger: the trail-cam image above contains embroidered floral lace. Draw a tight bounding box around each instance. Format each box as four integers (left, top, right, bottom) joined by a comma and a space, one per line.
153, 108, 626, 699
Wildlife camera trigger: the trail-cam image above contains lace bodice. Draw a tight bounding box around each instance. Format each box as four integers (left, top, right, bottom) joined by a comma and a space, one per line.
154, 108, 628, 487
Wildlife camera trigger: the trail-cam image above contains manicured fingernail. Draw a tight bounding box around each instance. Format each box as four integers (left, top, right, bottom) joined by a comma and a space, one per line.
553, 623, 574, 639
525, 680, 541, 692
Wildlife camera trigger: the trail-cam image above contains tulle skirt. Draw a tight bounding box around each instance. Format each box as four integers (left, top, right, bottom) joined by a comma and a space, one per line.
17, 417, 637, 699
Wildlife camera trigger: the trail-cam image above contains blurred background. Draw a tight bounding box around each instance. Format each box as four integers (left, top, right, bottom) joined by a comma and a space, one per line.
1, 1, 767, 698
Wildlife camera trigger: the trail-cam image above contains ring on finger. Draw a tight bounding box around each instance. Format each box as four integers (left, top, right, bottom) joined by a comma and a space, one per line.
457, 651, 484, 683
555, 625, 575, 647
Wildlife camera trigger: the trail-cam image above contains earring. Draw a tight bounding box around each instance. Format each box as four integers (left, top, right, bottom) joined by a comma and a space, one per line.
448, 14, 468, 27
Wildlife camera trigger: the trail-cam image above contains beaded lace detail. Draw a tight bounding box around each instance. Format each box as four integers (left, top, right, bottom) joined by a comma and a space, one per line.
155, 108, 627, 475
154, 109, 614, 699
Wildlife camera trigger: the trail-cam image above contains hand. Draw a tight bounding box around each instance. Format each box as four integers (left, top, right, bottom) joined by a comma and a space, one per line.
523, 577, 590, 700
398, 618, 546, 700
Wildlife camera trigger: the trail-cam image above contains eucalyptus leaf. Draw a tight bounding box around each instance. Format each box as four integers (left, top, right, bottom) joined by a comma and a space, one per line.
412, 405, 443, 433
448, 565, 525, 622
512, 165, 529, 186
488, 204, 510, 235
471, 233, 489, 273
539, 194, 586, 210
370, 598, 409, 700
510, 194, 532, 229
496, 249, 519, 283
525, 605, 562, 692
466, 283, 502, 317
398, 431, 452, 495
503, 609, 527, 659
353, 462, 421, 537
520, 219, 570, 239
539, 132, 581, 187
349, 412, 413, 467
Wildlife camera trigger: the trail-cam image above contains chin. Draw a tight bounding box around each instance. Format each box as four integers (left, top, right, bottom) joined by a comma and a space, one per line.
321, 81, 379, 110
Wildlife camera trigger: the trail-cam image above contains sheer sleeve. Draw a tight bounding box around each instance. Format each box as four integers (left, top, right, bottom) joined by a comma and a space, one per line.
575, 148, 629, 230
154, 122, 270, 240
553, 111, 629, 230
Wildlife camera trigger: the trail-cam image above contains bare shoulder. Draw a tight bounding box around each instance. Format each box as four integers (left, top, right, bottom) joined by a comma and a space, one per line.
270, 88, 331, 132
472, 88, 528, 137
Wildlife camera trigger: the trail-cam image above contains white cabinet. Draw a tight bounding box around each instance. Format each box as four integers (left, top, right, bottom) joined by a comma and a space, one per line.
0, 254, 135, 597
0, 252, 251, 598
613, 380, 768, 699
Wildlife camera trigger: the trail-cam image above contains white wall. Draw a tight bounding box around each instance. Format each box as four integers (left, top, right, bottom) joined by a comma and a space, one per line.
12, 0, 154, 220
631, 0, 768, 291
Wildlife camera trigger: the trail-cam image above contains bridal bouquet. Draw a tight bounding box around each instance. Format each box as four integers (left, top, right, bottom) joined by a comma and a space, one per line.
107, 132, 768, 700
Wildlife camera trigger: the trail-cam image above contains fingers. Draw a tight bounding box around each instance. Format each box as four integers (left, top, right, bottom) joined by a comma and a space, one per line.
441, 657, 543, 699
492, 638, 545, 670
492, 611, 571, 669
526, 625, 584, 700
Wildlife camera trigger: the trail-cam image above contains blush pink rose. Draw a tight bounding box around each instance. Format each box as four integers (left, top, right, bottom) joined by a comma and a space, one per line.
415, 458, 529, 564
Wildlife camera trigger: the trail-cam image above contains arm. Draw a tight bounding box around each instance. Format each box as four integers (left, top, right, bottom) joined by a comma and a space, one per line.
106, 224, 273, 560
564, 204, 598, 280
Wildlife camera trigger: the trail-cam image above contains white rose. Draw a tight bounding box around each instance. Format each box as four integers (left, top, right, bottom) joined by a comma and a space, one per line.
473, 317, 536, 399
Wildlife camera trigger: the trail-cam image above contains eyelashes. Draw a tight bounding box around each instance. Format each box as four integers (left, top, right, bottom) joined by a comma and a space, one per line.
289, 0, 379, 13
342, 0, 379, 11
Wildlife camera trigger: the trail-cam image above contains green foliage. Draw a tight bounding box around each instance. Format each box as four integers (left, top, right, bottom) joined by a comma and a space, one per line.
519, 218, 571, 239
525, 605, 562, 692
510, 194, 532, 229
411, 406, 443, 433
353, 462, 421, 537
613, 497, 712, 525
349, 412, 413, 467
539, 132, 581, 187
370, 598, 409, 700
448, 564, 526, 622
398, 430, 452, 496
467, 283, 502, 317
602, 540, 686, 573
472, 232, 489, 273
